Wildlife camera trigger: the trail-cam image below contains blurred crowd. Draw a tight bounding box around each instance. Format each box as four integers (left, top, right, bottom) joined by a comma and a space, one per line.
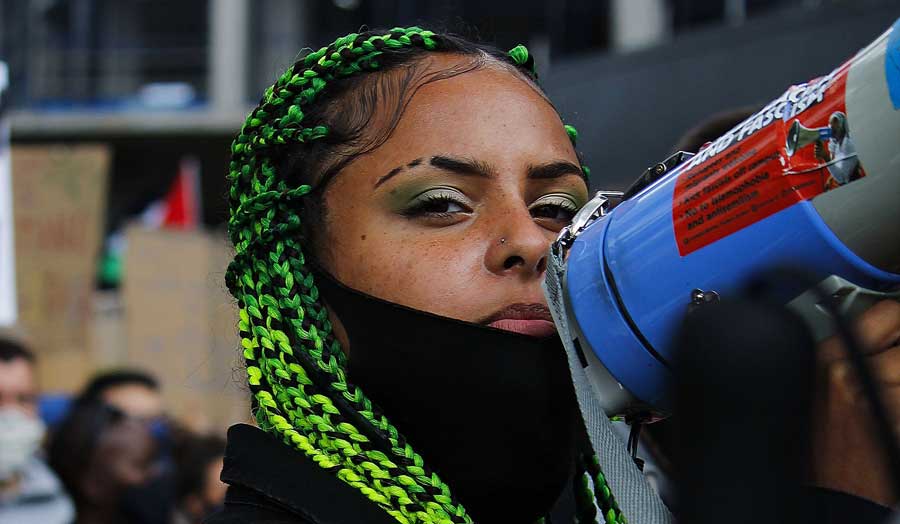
0, 329, 228, 524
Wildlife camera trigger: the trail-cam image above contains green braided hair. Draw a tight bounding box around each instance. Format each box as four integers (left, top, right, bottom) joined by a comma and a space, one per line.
225, 27, 617, 523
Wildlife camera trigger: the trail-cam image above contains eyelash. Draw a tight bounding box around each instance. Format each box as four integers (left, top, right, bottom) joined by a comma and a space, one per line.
403, 189, 581, 224
529, 195, 581, 222
402, 189, 474, 219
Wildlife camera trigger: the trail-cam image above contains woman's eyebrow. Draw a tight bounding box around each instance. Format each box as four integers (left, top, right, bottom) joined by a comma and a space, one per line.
428, 155, 496, 178
374, 155, 495, 188
527, 161, 585, 180
374, 157, 426, 188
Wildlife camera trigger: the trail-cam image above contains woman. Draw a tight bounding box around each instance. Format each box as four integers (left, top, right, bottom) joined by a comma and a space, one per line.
213, 27, 900, 523
48, 401, 164, 524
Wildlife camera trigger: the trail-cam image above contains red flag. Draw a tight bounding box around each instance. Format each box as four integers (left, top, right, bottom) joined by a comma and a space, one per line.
161, 157, 201, 230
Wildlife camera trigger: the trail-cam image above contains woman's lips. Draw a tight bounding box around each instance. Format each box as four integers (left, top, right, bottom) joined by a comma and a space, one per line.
487, 318, 558, 338
482, 303, 558, 338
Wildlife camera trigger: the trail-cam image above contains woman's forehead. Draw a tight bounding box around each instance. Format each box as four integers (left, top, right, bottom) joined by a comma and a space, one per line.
405, 54, 555, 123
357, 58, 575, 174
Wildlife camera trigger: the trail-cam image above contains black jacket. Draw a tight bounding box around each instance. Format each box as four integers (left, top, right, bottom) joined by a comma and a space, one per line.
205, 424, 581, 524
206, 424, 893, 524
205, 424, 396, 524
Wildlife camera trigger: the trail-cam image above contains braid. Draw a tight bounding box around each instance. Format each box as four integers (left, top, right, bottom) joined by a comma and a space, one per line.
586, 453, 628, 523
226, 26, 604, 524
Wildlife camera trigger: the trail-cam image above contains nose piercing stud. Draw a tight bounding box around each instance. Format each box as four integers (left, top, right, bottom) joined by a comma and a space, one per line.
499, 238, 507, 245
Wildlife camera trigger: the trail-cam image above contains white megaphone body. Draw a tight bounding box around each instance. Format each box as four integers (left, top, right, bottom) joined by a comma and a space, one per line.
545, 18, 900, 420
786, 120, 832, 156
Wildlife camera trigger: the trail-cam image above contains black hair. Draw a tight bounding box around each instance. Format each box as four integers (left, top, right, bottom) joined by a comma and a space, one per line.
0, 336, 35, 364
79, 369, 160, 402
277, 32, 538, 192
673, 106, 761, 153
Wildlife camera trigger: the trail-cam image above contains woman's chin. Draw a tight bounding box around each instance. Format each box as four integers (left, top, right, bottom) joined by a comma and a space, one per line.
487, 319, 558, 338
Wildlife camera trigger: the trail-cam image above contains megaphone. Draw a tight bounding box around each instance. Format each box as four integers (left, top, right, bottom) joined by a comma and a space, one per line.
786, 120, 832, 156
546, 18, 900, 420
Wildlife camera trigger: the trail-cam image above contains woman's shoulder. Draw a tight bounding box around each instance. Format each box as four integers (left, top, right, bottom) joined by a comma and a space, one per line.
205, 483, 310, 524
211, 424, 397, 524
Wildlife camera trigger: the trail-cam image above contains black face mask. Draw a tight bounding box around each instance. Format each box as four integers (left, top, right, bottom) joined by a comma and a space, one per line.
313, 268, 579, 524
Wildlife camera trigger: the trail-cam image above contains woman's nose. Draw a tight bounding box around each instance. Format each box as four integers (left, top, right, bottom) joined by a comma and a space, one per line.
484, 208, 551, 278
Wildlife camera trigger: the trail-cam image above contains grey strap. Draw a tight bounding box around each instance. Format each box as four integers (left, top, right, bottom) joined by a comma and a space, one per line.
544, 246, 675, 524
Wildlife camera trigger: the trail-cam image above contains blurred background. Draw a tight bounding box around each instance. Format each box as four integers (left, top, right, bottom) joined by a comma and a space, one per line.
1, 1, 900, 522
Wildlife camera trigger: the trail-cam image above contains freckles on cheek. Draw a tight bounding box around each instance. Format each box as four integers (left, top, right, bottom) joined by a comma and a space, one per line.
326, 211, 492, 319
390, 237, 487, 309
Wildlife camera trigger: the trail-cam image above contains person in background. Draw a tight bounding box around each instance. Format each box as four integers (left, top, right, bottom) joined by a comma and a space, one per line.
671, 106, 760, 154
48, 400, 166, 524
74, 370, 179, 524
79, 369, 163, 423
78, 368, 181, 463
0, 329, 74, 524
172, 435, 226, 524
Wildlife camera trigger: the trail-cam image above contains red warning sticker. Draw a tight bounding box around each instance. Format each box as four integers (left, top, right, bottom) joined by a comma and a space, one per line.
673, 60, 866, 256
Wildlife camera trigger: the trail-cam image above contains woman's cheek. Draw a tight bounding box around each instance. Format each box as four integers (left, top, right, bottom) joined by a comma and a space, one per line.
370, 232, 491, 321
321, 198, 498, 322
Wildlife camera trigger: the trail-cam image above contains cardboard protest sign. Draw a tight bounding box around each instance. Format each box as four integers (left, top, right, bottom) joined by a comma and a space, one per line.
123, 227, 247, 431
12, 145, 109, 390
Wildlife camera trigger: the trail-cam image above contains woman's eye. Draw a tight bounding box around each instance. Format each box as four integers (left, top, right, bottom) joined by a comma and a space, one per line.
415, 198, 466, 214
530, 194, 580, 223
403, 188, 473, 219
531, 204, 575, 221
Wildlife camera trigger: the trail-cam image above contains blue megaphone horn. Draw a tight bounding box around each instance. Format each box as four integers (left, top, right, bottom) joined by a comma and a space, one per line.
546, 18, 900, 420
